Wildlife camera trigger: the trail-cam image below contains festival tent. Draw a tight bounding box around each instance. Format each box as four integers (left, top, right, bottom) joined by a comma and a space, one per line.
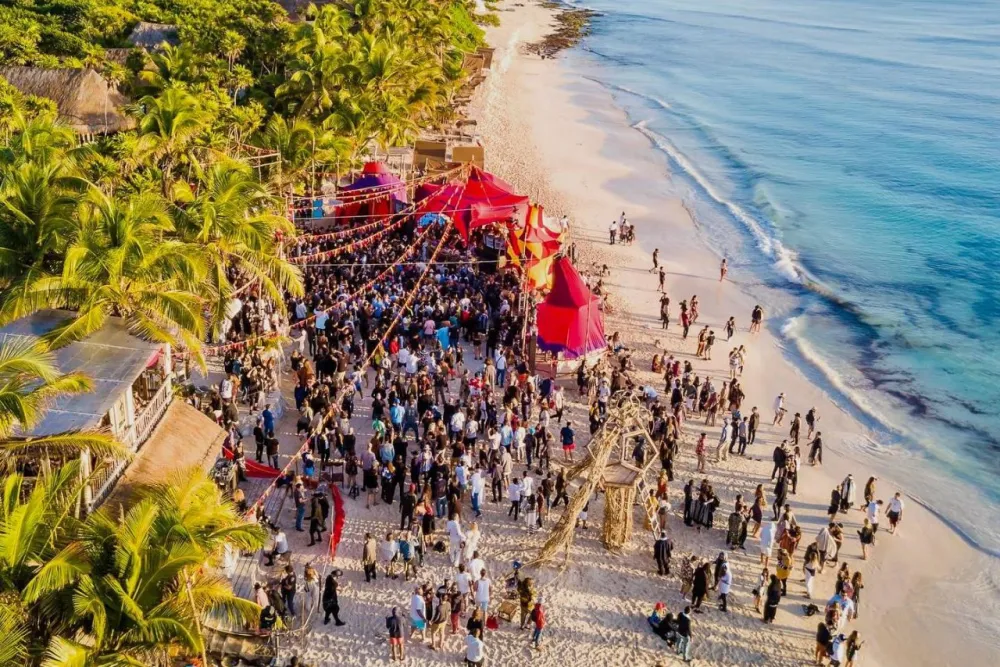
509, 204, 562, 266
337, 161, 407, 219
536, 256, 606, 359
414, 166, 529, 241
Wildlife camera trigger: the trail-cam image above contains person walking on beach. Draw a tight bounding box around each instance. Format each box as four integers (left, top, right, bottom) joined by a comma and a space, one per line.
857, 518, 876, 560
772, 392, 786, 425
806, 407, 819, 439
720, 258, 728, 282
609, 219, 618, 245
750, 304, 764, 333
717, 418, 730, 462
658, 266, 666, 292
323, 571, 346, 626
748, 406, 760, 444
886, 492, 905, 534
651, 248, 660, 272
762, 575, 781, 624
808, 431, 824, 465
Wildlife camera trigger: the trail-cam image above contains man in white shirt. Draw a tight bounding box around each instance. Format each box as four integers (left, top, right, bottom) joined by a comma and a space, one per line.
475, 575, 491, 614
507, 477, 522, 521
457, 564, 473, 599
468, 552, 486, 583
465, 632, 485, 665
397, 345, 410, 371
886, 492, 905, 534
381, 532, 399, 578
410, 587, 427, 640
450, 410, 466, 443
471, 468, 486, 517
446, 514, 465, 567
405, 352, 418, 376
314, 306, 328, 332
866, 499, 883, 532
773, 392, 786, 425
521, 472, 535, 499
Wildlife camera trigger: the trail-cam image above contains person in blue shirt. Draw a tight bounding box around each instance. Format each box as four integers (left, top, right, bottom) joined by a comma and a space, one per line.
560, 422, 576, 463
263, 404, 275, 434
390, 402, 405, 430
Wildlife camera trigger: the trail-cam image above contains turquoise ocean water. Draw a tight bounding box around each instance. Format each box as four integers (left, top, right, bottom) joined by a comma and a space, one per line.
563, 0, 1000, 551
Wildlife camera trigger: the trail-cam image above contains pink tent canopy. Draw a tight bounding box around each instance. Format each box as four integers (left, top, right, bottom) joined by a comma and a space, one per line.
536, 257, 606, 359
414, 167, 529, 241
337, 161, 407, 219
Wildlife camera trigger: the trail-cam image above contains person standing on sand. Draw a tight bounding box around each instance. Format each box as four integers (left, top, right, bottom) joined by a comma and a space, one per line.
808, 431, 824, 465
658, 266, 666, 292
806, 406, 819, 438
720, 258, 728, 281
725, 316, 736, 340
651, 248, 660, 272
763, 575, 782, 623
654, 530, 674, 575
748, 406, 760, 444
676, 606, 693, 662
386, 607, 405, 662
560, 421, 576, 462
716, 418, 730, 462
696, 432, 708, 472
759, 519, 776, 568
750, 304, 764, 333
789, 412, 802, 445
609, 219, 618, 245
863, 476, 878, 508
857, 518, 876, 560
660, 294, 671, 329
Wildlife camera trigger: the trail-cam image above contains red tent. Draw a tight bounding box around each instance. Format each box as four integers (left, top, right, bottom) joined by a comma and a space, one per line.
536, 257, 606, 359
414, 167, 529, 241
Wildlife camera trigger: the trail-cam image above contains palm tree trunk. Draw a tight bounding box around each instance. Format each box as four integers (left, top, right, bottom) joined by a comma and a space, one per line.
184, 569, 210, 667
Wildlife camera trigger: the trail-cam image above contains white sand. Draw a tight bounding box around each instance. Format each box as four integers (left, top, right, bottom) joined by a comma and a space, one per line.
277, 3, 1000, 665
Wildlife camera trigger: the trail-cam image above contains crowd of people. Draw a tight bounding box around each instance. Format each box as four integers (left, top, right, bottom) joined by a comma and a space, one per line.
218, 200, 905, 667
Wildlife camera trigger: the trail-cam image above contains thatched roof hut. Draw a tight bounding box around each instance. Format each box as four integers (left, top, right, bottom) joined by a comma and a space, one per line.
127, 22, 180, 50
0, 66, 135, 137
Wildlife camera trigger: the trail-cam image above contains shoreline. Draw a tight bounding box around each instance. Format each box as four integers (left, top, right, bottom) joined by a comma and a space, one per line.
473, 1, 1000, 664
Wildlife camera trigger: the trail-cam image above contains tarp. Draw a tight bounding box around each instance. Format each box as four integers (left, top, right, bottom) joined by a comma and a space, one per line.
536, 257, 606, 359
337, 162, 407, 219
414, 167, 529, 241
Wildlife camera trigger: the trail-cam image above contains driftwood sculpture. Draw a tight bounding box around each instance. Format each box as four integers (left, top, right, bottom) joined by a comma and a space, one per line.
532, 395, 655, 564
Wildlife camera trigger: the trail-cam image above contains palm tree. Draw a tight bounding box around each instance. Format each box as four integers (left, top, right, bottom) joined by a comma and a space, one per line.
0, 337, 120, 468
3, 467, 265, 666
39, 468, 263, 663
173, 160, 302, 337
0, 161, 83, 313
0, 187, 209, 360
134, 89, 212, 196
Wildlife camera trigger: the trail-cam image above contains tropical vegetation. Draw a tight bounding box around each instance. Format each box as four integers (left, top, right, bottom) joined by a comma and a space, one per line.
0, 463, 266, 666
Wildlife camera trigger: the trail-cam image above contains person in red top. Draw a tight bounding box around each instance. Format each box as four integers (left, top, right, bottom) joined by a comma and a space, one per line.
530, 596, 546, 650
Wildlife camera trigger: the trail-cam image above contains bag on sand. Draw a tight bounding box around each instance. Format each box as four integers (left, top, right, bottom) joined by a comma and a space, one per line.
486, 614, 500, 630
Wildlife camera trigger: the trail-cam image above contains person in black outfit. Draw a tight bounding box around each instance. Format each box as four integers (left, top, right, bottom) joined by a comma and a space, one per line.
654, 531, 673, 575
323, 572, 345, 625
771, 444, 787, 480
400, 484, 417, 531
259, 603, 278, 632
773, 476, 788, 521
683, 479, 694, 526
691, 563, 709, 612
763, 575, 782, 623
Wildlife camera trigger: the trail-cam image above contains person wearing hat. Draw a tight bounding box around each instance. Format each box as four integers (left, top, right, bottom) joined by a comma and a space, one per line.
323, 571, 345, 626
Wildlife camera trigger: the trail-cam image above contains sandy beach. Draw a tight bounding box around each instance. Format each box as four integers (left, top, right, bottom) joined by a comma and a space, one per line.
278, 2, 1000, 665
